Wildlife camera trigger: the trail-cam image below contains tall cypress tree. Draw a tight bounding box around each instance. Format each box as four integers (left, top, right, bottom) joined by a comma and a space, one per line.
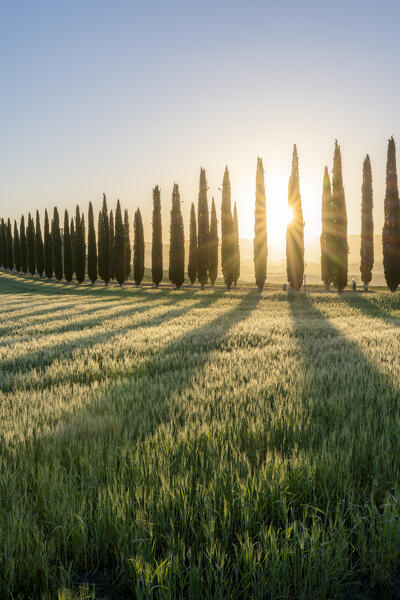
320, 166, 334, 289
35, 211, 44, 277
233, 202, 240, 287
87, 202, 97, 284
52, 207, 63, 281
169, 183, 185, 288
152, 185, 163, 286
209, 197, 218, 286
286, 145, 304, 291
109, 209, 115, 281
26, 213, 35, 275
197, 167, 209, 289
188, 202, 198, 285
221, 167, 234, 290
98, 194, 110, 284
383, 137, 400, 291
331, 141, 348, 291
75, 206, 86, 283
64, 210, 73, 282
20, 215, 27, 273
13, 221, 20, 273
0, 220, 2, 268
124, 209, 131, 282
70, 217, 76, 278
115, 200, 125, 286
6, 219, 13, 271
360, 154, 374, 287
253, 157, 267, 291
133, 208, 145, 286
1, 219, 7, 269
44, 209, 53, 279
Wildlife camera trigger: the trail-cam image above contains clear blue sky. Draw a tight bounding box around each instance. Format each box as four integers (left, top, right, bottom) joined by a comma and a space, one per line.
1, 0, 399, 249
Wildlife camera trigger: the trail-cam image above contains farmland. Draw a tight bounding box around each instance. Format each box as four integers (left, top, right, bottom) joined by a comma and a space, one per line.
2, 273, 400, 598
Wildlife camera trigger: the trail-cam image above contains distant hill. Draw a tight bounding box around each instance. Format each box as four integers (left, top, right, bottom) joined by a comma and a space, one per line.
144, 235, 386, 286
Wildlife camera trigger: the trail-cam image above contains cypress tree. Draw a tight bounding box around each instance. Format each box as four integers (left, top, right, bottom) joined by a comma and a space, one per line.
20, 216, 27, 273
124, 209, 131, 282
169, 183, 185, 289
0, 220, 2, 268
52, 207, 63, 281
75, 206, 86, 283
221, 167, 234, 290
63, 210, 73, 282
188, 203, 198, 285
133, 208, 145, 286
233, 202, 240, 287
320, 167, 334, 289
98, 194, 110, 284
115, 200, 126, 285
382, 137, 400, 291
70, 217, 76, 278
44, 209, 53, 279
360, 154, 374, 287
197, 167, 209, 289
331, 141, 348, 291
13, 221, 20, 272
109, 209, 115, 281
1, 219, 7, 269
87, 202, 97, 284
209, 197, 219, 286
97, 211, 103, 281
151, 185, 163, 286
6, 219, 13, 271
35, 211, 44, 277
26, 213, 35, 275
253, 157, 267, 291
286, 145, 304, 291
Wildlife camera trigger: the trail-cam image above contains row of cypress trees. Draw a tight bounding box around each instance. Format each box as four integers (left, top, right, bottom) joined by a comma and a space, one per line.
1, 139, 398, 291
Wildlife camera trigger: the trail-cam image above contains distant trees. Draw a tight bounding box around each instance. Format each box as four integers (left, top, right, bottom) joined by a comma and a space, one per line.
221, 167, 234, 290
360, 155, 374, 287
286, 145, 304, 290
6, 219, 13, 271
35, 211, 44, 277
233, 202, 240, 287
44, 209, 52, 279
98, 194, 110, 285
88, 202, 97, 284
169, 183, 185, 289
13, 221, 20, 273
75, 206, 86, 284
1, 219, 7, 269
52, 207, 63, 281
188, 203, 198, 285
133, 208, 144, 286
320, 166, 333, 289
331, 141, 348, 291
115, 200, 126, 286
253, 157, 267, 291
70, 218, 76, 278
26, 213, 35, 275
64, 210, 73, 282
124, 209, 131, 282
209, 197, 218, 286
20, 216, 27, 273
109, 209, 115, 281
197, 168, 209, 289
382, 137, 400, 291
152, 186, 163, 287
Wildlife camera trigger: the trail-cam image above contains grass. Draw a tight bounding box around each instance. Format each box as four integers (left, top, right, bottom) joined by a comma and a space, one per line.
2, 272, 400, 598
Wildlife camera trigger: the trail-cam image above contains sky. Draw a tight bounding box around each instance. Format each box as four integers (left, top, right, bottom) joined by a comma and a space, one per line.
1, 0, 400, 251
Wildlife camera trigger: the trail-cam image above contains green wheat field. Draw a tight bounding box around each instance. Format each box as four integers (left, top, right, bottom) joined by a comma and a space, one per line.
2, 272, 400, 599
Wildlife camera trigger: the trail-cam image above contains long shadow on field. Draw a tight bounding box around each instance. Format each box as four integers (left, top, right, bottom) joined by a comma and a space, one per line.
340, 292, 400, 327
287, 292, 400, 484
0, 291, 224, 393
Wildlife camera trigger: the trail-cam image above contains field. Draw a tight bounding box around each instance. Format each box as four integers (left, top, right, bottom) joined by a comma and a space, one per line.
2, 273, 400, 599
